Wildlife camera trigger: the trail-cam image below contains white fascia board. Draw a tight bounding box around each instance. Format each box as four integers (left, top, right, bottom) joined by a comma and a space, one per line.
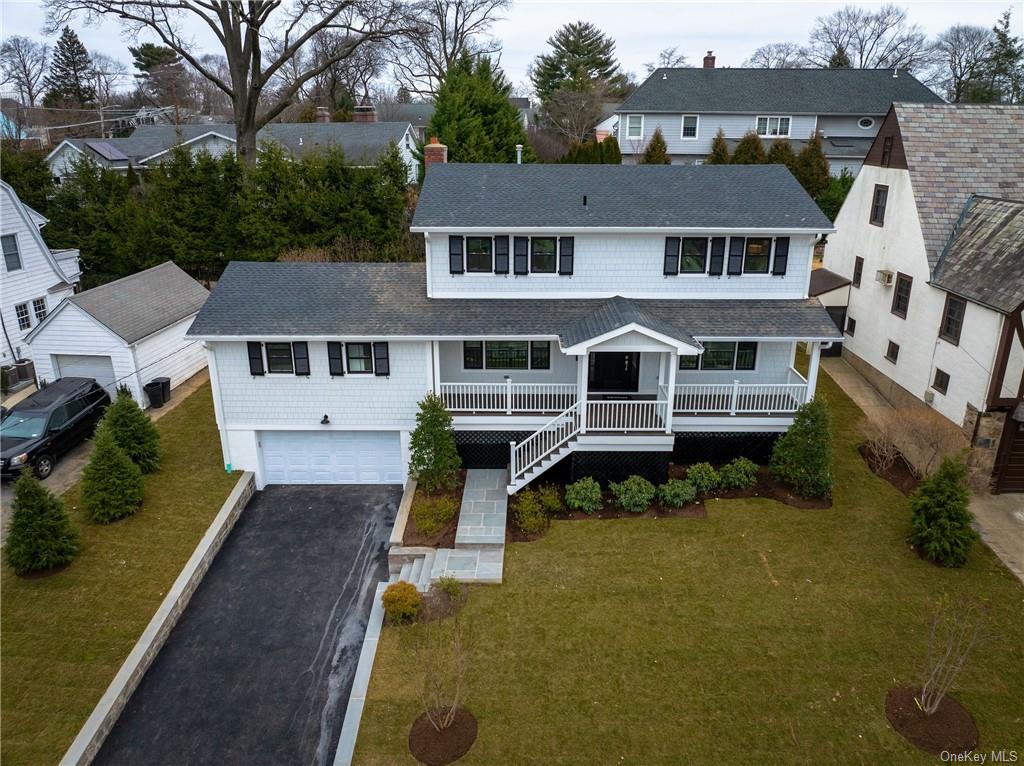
45, 139, 84, 163
187, 334, 564, 342
138, 131, 237, 164
561, 322, 701, 355
411, 225, 837, 235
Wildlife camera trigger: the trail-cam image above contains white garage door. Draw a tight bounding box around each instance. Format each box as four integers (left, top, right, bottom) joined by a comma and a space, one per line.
260, 431, 404, 484
53, 354, 117, 394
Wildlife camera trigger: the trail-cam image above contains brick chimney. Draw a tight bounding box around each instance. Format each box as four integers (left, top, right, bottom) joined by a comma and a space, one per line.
423, 136, 448, 171
315, 106, 330, 123
703, 50, 716, 68
352, 100, 377, 123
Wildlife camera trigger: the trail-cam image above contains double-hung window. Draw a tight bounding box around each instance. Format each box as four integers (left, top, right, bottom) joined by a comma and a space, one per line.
756, 116, 790, 137
625, 115, 643, 140
2, 234, 21, 271
346, 342, 373, 373
465, 236, 492, 273
743, 238, 772, 273
681, 115, 698, 139
939, 294, 966, 345
530, 237, 556, 273
680, 238, 707, 273
32, 297, 47, 323
15, 303, 30, 330
265, 343, 294, 373
891, 273, 912, 318
678, 341, 757, 371
870, 185, 888, 226
463, 340, 551, 370
852, 256, 864, 288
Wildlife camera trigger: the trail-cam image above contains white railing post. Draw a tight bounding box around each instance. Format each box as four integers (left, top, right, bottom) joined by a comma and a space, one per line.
806, 342, 821, 401
730, 379, 739, 416
505, 377, 513, 414
509, 440, 516, 478
665, 350, 677, 433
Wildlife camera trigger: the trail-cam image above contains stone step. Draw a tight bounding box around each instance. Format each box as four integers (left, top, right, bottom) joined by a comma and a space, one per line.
430, 548, 451, 580
409, 556, 424, 584
398, 561, 413, 583
417, 550, 436, 592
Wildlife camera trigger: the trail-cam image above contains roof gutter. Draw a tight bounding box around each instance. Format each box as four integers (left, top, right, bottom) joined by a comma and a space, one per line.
410, 226, 837, 235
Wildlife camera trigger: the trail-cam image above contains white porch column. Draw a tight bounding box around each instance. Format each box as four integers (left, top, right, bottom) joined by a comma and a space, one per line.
431, 341, 441, 395
576, 354, 588, 433
806, 341, 822, 401
664, 350, 677, 433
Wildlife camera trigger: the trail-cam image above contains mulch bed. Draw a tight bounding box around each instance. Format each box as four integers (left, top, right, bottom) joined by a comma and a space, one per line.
408, 708, 477, 766
885, 686, 979, 756
859, 444, 920, 496
403, 470, 467, 548
668, 465, 832, 510
419, 583, 469, 624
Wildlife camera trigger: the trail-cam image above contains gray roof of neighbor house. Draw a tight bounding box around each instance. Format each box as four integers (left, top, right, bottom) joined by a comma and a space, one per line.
67, 261, 209, 344
378, 103, 434, 125
892, 103, 1024, 269
930, 196, 1024, 314
618, 68, 943, 115
412, 164, 834, 230
187, 262, 842, 343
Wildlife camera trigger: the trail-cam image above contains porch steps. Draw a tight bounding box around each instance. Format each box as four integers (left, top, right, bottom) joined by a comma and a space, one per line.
507, 439, 577, 494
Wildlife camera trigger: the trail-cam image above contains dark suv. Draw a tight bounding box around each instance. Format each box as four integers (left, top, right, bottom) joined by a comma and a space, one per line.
1, 378, 111, 480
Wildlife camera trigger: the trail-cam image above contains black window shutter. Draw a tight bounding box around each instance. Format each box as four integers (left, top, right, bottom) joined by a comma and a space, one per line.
494, 236, 509, 274
772, 237, 790, 275
708, 237, 726, 275
373, 342, 390, 376
663, 237, 680, 276
727, 237, 744, 275
513, 237, 529, 275
327, 342, 344, 376
558, 237, 574, 275
448, 236, 464, 274
247, 342, 265, 376
292, 342, 310, 376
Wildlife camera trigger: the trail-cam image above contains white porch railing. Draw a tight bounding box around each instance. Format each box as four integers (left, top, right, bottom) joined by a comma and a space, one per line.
439, 382, 577, 414
510, 402, 580, 483
673, 381, 807, 414
586, 400, 669, 431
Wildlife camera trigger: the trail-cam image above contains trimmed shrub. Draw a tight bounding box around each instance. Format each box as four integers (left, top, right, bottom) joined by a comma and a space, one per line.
382, 581, 423, 624
770, 397, 834, 499
409, 393, 462, 492
658, 479, 697, 508
610, 475, 656, 514
411, 494, 458, 536
436, 574, 463, 601
5, 473, 79, 575
82, 424, 144, 524
909, 457, 977, 567
102, 388, 162, 473
565, 477, 602, 514
513, 488, 549, 535
537, 485, 564, 515
687, 462, 720, 493
720, 457, 759, 490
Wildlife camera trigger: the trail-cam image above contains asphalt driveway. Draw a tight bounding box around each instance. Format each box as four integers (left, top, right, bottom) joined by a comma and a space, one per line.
93, 484, 400, 766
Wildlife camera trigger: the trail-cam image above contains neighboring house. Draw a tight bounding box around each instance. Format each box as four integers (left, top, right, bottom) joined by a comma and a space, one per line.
188, 156, 840, 491
27, 261, 210, 407
377, 102, 435, 142
593, 102, 621, 142
823, 103, 1024, 492
615, 59, 943, 175
509, 97, 536, 130
808, 267, 852, 358
46, 120, 419, 183
0, 181, 80, 367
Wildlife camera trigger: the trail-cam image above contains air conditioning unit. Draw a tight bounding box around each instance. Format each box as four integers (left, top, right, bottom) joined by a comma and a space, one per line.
875, 269, 895, 286
923, 390, 935, 404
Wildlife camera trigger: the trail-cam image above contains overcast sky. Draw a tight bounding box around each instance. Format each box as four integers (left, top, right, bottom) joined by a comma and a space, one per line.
1, 0, 1017, 94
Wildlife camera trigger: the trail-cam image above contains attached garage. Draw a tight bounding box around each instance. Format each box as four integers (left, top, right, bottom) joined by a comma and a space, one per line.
260, 430, 404, 484
53, 354, 117, 394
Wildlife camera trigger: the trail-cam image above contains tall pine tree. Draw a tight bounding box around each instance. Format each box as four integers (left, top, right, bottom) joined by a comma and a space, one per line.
640, 127, 671, 164
43, 27, 95, 107
984, 9, 1024, 103
827, 44, 852, 68
766, 138, 798, 174
730, 131, 767, 164
706, 129, 731, 164
531, 22, 628, 106
794, 133, 831, 198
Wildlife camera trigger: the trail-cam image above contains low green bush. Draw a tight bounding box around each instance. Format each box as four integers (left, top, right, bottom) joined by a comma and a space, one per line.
610, 475, 656, 514
382, 581, 423, 625
686, 462, 720, 493
411, 494, 458, 536
657, 479, 697, 508
564, 477, 602, 514
436, 574, 463, 601
909, 457, 977, 567
537, 484, 564, 515
514, 488, 550, 535
719, 457, 759, 490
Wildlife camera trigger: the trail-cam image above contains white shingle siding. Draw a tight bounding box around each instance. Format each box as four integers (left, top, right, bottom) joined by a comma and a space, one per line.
619, 113, 818, 156
427, 233, 815, 299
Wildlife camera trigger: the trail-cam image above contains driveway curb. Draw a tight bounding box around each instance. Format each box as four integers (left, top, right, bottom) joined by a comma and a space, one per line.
60, 471, 255, 766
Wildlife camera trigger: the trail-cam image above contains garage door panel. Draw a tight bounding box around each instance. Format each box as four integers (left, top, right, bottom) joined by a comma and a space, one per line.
260, 431, 403, 485
54, 354, 117, 395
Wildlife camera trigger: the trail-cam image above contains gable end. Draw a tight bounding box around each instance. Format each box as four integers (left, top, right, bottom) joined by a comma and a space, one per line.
863, 106, 908, 170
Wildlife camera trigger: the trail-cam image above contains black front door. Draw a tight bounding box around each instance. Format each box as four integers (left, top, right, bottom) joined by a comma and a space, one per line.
588, 352, 640, 393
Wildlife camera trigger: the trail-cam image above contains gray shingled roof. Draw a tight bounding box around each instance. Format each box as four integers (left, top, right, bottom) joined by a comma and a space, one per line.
69, 261, 209, 344
377, 103, 434, 125
930, 196, 1024, 313
894, 103, 1024, 269
562, 295, 698, 348
412, 164, 833, 230
187, 262, 841, 342
618, 68, 942, 115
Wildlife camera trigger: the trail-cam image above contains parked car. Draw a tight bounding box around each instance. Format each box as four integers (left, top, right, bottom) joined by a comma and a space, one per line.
0, 378, 110, 480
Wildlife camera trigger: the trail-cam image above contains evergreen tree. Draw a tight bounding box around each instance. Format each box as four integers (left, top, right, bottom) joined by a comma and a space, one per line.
815, 169, 855, 221
794, 132, 831, 198
0, 143, 56, 215
705, 129, 731, 164
601, 135, 621, 164
730, 130, 767, 164
770, 397, 833, 499
640, 127, 671, 164
42, 27, 95, 107
82, 424, 144, 524
531, 22, 628, 105
909, 456, 977, 567
984, 9, 1024, 103
765, 138, 798, 173
828, 44, 852, 68
129, 43, 187, 105
5, 473, 79, 576
409, 393, 462, 492
103, 388, 162, 473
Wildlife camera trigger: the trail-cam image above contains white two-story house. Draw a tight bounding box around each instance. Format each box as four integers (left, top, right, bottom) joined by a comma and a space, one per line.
616, 60, 943, 176
0, 181, 80, 375
189, 159, 840, 492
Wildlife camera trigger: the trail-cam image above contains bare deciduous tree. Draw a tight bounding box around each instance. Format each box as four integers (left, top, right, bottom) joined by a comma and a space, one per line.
743, 42, 805, 69
860, 420, 902, 474
804, 4, 936, 73
917, 595, 991, 716
931, 24, 995, 102
0, 36, 49, 107
89, 52, 129, 134
544, 79, 606, 143
419, 617, 469, 731
44, 0, 411, 161
644, 46, 688, 74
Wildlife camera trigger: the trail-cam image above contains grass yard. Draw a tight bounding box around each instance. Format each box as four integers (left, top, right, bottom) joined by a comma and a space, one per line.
355, 370, 1024, 765
1, 383, 238, 766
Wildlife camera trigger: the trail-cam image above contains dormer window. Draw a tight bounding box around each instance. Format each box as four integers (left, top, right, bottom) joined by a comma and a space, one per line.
756, 116, 791, 137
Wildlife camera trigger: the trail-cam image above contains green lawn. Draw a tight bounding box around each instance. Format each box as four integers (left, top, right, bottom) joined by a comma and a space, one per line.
355, 370, 1024, 765
1, 384, 238, 766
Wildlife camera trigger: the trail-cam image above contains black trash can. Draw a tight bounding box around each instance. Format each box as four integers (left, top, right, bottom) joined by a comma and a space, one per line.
154, 376, 171, 403
144, 380, 165, 408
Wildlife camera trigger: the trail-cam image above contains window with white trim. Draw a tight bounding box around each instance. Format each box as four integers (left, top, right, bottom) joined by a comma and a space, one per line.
32, 297, 47, 322
265, 342, 294, 373
626, 114, 643, 139
15, 303, 30, 330
679, 341, 757, 371
462, 340, 551, 370
681, 115, 698, 139
755, 116, 791, 137
2, 234, 22, 271
346, 342, 373, 373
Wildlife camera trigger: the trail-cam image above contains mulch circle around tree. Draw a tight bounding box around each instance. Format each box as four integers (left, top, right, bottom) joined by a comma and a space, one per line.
885, 686, 979, 756
859, 444, 920, 496
403, 470, 467, 548
408, 708, 478, 766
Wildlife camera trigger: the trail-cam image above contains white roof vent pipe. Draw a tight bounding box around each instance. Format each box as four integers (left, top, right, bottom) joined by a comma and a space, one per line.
515, 144, 523, 164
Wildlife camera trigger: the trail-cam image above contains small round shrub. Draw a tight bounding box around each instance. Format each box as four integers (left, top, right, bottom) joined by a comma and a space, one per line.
537, 484, 564, 515
382, 581, 423, 624
610, 475, 656, 514
770, 397, 833, 499
686, 462, 720, 493
909, 456, 977, 567
411, 494, 458, 536
719, 457, 759, 490
513, 488, 550, 535
657, 479, 697, 508
436, 574, 463, 601
564, 477, 602, 514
